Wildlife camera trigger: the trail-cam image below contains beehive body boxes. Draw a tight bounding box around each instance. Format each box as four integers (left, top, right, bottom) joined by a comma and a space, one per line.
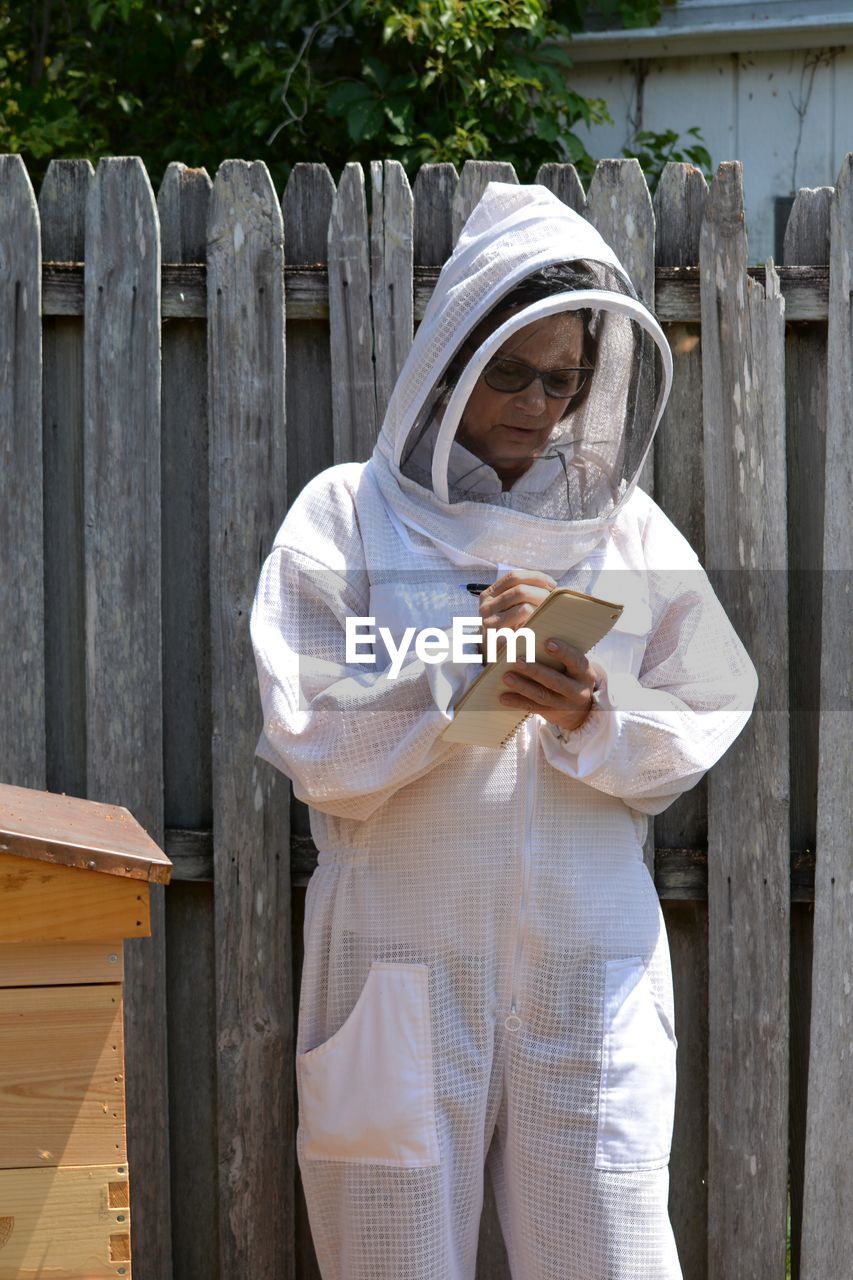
0, 783, 171, 1279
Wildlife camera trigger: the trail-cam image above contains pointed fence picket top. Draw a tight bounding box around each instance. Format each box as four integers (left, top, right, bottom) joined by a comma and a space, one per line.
783, 182, 832, 1280
652, 159, 710, 1280
700, 161, 790, 1280
283, 160, 337, 266
284, 163, 336, 499
83, 154, 171, 1280
39, 158, 92, 802
452, 160, 519, 243
371, 160, 413, 423
206, 158, 292, 1280
535, 162, 586, 214
328, 163, 376, 462
654, 162, 708, 270
39, 155, 90, 261
800, 154, 853, 1280
413, 162, 458, 265
158, 162, 211, 266
157, 159, 219, 1280
0, 154, 44, 792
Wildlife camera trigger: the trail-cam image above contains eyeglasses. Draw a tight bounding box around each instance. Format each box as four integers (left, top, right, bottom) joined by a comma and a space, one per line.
481, 355, 593, 400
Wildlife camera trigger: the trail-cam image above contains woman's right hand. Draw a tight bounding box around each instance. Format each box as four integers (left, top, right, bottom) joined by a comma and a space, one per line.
478, 570, 557, 635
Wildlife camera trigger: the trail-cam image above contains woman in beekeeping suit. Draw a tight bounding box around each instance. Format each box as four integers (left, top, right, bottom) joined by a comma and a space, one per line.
251, 183, 757, 1280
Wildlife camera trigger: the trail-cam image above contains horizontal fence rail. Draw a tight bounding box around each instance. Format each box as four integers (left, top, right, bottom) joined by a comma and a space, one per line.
39, 260, 834, 322
0, 150, 850, 1280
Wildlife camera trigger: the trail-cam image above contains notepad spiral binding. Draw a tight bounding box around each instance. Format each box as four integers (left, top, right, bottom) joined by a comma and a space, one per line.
499, 709, 533, 747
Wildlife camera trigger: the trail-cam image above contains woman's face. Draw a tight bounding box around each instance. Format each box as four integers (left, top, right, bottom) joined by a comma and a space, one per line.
456, 312, 587, 488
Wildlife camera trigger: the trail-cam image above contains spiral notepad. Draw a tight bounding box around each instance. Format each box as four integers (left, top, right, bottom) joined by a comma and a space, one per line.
441, 587, 623, 748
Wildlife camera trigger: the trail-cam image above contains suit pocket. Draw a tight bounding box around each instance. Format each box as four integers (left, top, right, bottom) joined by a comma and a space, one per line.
297, 962, 440, 1167
595, 956, 677, 1172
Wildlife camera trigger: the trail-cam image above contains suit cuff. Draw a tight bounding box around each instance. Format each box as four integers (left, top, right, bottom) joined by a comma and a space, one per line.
540, 661, 623, 776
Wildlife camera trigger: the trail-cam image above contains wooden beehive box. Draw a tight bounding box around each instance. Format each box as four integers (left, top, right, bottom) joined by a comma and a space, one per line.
0, 781, 171, 1280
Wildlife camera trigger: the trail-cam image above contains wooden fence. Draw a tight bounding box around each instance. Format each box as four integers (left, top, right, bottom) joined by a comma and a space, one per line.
0, 150, 850, 1280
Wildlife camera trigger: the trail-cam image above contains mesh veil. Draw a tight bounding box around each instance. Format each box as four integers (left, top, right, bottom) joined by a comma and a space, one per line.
397, 260, 664, 523
372, 185, 673, 568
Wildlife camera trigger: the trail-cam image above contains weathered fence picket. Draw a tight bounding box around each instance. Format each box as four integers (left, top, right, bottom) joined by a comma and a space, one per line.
535, 161, 587, 214
370, 159, 413, 421
0, 150, 847, 1280
586, 160, 659, 873
587, 158, 657, 510
653, 161, 709, 558
0, 154, 44, 792
83, 155, 171, 1280
282, 157, 337, 1280
207, 159, 292, 1279
413, 163, 458, 265
653, 158, 711, 1280
799, 153, 853, 1280
158, 159, 219, 1280
782, 181, 831, 1279
283, 162, 336, 506
452, 159, 519, 241
40, 157, 89, 801
328, 162, 375, 462
700, 162, 791, 1280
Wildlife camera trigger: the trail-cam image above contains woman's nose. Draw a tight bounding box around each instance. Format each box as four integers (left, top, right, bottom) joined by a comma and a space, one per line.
513, 375, 548, 414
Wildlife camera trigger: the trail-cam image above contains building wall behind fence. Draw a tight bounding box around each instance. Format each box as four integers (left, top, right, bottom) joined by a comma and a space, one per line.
0, 151, 850, 1280
569, 44, 853, 264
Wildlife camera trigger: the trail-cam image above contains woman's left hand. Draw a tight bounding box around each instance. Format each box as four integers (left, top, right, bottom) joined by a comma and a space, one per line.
499, 636, 598, 734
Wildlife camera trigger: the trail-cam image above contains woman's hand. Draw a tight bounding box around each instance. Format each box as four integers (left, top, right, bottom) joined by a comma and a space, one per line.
477, 573, 598, 732
478, 570, 557, 634
499, 637, 598, 734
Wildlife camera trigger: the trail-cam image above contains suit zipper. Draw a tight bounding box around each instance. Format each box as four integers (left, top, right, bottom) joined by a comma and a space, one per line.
510, 717, 537, 1018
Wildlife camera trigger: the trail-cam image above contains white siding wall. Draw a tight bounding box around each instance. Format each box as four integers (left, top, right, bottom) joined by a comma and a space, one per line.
570, 46, 853, 262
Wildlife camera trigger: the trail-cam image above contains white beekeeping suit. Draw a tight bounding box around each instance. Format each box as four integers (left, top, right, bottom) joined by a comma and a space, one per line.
251, 183, 758, 1280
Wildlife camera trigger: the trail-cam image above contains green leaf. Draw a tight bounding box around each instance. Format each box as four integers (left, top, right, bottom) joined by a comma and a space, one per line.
388, 70, 419, 93
362, 56, 390, 89
534, 114, 559, 142
326, 80, 374, 114
541, 42, 574, 68
346, 96, 385, 141
685, 144, 713, 171
88, 1, 110, 33
384, 96, 413, 135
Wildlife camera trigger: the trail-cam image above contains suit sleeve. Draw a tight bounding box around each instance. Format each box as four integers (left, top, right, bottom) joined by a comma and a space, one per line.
540, 506, 759, 816
250, 534, 478, 822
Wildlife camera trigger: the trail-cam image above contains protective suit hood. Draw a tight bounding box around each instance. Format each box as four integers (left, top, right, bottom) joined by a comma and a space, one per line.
369, 182, 673, 571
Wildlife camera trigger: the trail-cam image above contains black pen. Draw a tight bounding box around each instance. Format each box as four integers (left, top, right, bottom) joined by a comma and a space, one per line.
466, 583, 492, 595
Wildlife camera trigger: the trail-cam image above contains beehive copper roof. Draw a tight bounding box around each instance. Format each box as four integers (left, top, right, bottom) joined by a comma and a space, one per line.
0, 782, 171, 884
